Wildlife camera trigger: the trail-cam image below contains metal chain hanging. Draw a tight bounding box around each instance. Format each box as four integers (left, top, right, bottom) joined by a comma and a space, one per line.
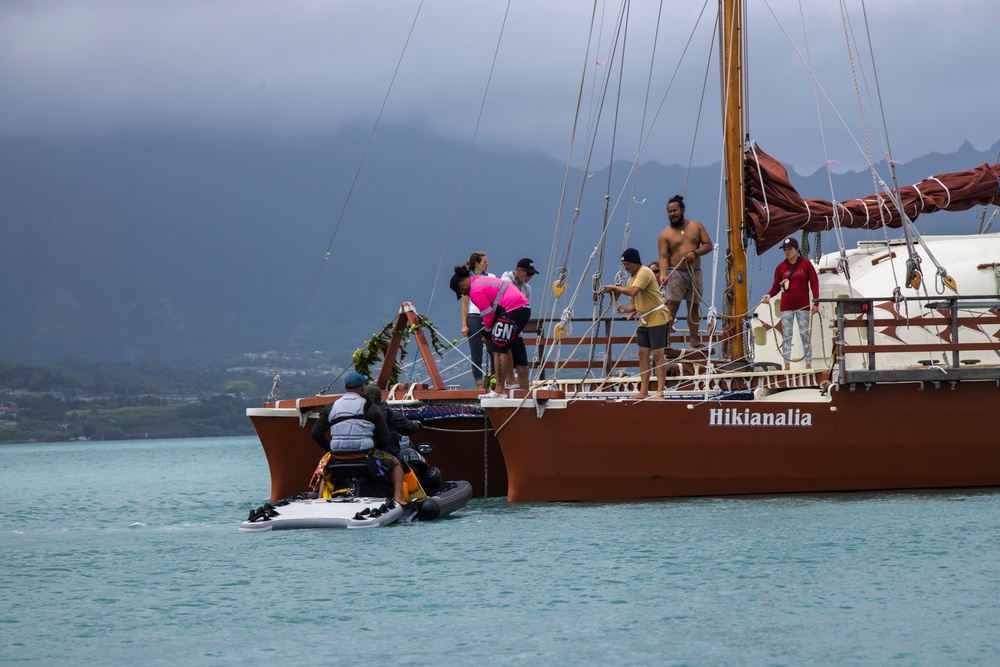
482, 413, 490, 498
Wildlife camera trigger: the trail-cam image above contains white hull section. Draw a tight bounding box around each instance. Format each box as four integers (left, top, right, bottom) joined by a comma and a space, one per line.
752, 234, 1000, 371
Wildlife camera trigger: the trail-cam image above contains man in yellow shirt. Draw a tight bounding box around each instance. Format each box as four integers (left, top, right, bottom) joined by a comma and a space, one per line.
601, 248, 672, 399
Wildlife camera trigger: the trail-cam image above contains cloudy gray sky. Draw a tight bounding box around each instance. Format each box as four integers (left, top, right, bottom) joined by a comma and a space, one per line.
2, 0, 997, 174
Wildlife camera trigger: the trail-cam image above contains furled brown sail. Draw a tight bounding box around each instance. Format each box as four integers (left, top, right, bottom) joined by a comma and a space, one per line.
745, 145, 1000, 254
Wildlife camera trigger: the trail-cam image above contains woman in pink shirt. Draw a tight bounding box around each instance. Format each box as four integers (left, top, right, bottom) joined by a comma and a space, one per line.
451, 265, 531, 391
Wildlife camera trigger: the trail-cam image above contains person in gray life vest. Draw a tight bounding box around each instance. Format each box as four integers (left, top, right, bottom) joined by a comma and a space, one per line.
365, 384, 420, 457
311, 371, 405, 504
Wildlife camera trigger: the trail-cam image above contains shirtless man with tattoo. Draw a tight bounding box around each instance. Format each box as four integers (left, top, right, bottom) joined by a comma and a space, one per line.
657, 194, 713, 349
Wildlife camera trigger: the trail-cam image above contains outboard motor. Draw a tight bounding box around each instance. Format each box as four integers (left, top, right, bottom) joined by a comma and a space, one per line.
421, 466, 442, 494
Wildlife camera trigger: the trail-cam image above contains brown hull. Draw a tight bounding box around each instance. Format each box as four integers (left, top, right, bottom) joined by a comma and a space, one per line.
249, 411, 506, 502
486, 381, 1000, 502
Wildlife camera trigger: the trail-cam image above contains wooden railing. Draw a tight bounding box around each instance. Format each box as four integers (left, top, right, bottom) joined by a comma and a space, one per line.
521, 315, 700, 379
827, 295, 1000, 384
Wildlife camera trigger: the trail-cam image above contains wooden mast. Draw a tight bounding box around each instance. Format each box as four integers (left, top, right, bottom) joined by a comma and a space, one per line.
721, 0, 747, 360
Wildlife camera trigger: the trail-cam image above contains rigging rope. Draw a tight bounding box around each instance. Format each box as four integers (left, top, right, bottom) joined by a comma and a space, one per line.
425, 0, 513, 313
841, 0, 905, 296
858, 0, 952, 292
586, 3, 632, 379
759, 0, 888, 176
538, 0, 713, 383
683, 16, 718, 197
268, 1, 426, 396
800, 0, 854, 295
534, 0, 601, 386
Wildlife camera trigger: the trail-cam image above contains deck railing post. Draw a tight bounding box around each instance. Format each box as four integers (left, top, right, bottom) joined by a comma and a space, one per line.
602, 318, 613, 378
950, 297, 960, 368
866, 300, 876, 371
836, 300, 847, 382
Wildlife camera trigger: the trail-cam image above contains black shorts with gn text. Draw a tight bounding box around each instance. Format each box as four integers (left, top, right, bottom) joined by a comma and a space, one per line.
490, 305, 530, 354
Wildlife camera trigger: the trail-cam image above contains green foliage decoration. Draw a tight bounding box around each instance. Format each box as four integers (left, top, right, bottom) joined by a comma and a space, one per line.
350, 315, 453, 386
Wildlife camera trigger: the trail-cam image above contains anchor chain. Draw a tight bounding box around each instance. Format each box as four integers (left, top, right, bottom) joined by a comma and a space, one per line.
482, 413, 490, 498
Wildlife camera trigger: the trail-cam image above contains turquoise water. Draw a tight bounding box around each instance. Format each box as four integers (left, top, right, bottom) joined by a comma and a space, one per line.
2, 437, 998, 666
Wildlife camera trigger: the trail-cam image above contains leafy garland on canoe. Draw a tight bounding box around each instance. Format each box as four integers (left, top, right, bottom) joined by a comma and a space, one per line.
351, 314, 456, 386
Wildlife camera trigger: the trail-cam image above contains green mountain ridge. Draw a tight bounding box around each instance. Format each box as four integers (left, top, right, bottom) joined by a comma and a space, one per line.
2, 125, 996, 368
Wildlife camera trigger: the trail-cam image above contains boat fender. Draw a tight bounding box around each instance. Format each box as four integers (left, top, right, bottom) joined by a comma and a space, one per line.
416, 497, 441, 521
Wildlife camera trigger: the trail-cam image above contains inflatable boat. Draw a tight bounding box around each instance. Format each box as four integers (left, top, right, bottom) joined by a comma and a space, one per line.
239, 444, 473, 531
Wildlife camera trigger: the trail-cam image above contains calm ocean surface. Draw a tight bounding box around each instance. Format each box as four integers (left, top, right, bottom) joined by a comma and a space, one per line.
2, 436, 998, 666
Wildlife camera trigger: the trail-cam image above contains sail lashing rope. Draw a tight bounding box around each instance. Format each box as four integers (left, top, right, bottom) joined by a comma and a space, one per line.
976, 149, 1000, 234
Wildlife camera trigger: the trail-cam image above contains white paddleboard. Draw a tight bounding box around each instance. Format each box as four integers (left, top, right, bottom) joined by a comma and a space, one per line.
239, 497, 403, 532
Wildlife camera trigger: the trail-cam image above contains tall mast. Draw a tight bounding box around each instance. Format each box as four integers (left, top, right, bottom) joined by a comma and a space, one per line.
720, 0, 747, 360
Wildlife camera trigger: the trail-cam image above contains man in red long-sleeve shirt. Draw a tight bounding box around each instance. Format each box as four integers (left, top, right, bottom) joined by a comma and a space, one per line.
762, 237, 819, 370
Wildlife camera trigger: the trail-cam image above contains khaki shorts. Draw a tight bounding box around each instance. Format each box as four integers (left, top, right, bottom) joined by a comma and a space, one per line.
665, 269, 702, 302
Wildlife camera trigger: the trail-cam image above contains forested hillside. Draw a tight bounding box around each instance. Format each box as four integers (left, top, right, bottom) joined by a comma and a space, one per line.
2, 124, 996, 369
0, 358, 338, 443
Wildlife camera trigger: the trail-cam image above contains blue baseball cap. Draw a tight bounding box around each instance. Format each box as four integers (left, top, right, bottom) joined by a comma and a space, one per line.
344, 371, 367, 389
